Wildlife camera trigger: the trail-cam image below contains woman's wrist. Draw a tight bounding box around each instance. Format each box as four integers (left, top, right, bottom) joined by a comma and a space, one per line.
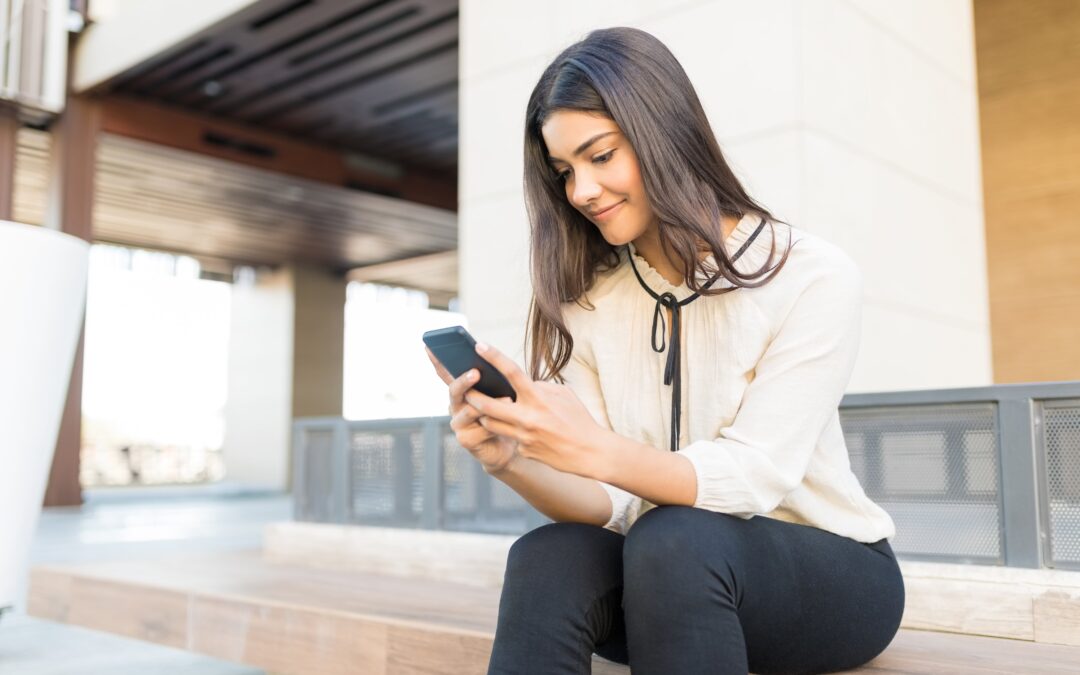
582, 428, 621, 483
483, 449, 522, 477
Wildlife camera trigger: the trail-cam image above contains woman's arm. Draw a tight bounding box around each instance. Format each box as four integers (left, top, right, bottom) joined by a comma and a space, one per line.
487, 454, 612, 527
590, 432, 698, 506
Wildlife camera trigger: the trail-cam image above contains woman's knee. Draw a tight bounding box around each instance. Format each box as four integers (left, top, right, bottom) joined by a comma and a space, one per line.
503, 521, 623, 596
623, 506, 745, 584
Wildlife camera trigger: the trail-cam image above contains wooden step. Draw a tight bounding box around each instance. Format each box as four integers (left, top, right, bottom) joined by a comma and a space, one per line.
27, 550, 1080, 674
263, 522, 1080, 646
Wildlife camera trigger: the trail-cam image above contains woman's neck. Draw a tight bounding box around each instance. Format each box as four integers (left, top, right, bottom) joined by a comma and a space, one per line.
632, 215, 740, 286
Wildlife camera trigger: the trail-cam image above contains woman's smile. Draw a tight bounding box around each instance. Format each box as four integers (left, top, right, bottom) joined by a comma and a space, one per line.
591, 200, 625, 221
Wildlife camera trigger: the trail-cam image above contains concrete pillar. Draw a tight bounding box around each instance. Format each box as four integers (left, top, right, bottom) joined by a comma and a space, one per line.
291, 264, 345, 420
223, 267, 294, 490
222, 264, 345, 491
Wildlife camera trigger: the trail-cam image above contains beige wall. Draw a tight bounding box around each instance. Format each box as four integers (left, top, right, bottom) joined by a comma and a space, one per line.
223, 264, 345, 490
459, 0, 992, 392
974, 0, 1080, 383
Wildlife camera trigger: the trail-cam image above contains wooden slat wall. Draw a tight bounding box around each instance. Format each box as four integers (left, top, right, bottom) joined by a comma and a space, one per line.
12, 127, 457, 274
974, 0, 1080, 383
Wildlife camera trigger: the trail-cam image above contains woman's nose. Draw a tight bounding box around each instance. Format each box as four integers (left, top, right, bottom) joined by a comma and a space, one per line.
571, 173, 602, 209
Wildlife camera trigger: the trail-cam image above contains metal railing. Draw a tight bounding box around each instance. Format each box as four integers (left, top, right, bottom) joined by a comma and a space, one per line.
293, 381, 1080, 569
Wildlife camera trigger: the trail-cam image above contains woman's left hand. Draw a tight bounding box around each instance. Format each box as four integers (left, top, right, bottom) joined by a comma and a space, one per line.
463, 342, 611, 479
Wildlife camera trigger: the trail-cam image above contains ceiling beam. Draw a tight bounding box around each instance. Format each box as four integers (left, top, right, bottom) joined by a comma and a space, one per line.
97, 94, 455, 210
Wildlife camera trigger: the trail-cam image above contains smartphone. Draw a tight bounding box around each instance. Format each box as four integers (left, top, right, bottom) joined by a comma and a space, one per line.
422, 326, 517, 401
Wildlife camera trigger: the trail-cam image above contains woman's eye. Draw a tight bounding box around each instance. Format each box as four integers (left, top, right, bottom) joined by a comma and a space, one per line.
553, 150, 612, 181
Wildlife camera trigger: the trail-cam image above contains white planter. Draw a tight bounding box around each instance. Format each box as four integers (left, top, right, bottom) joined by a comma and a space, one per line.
0, 220, 89, 610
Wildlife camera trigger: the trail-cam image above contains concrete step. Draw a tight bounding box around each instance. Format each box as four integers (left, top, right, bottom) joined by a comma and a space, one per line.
27, 546, 1080, 674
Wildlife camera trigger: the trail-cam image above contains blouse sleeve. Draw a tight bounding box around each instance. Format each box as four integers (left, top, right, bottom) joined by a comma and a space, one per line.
676, 250, 864, 518
558, 333, 640, 535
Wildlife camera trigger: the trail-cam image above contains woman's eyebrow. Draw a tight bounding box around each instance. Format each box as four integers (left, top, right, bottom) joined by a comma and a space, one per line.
547, 131, 618, 163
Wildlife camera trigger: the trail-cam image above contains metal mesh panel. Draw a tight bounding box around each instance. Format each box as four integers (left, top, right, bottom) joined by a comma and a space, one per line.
1044, 402, 1080, 569
297, 428, 335, 522
440, 422, 531, 533
840, 403, 1002, 563
491, 474, 528, 510
349, 426, 424, 526
442, 427, 477, 513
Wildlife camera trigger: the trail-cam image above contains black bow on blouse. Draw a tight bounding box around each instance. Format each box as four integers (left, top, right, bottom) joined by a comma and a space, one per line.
627, 217, 767, 453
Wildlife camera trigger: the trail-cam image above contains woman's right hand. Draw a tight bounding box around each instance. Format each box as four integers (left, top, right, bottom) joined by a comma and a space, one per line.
425, 347, 519, 475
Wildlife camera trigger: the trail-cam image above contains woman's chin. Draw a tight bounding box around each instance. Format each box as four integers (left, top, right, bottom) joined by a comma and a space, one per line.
596, 225, 636, 247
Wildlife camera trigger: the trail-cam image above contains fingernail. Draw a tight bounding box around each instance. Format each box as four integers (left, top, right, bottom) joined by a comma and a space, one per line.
476, 342, 488, 353
469, 370, 478, 381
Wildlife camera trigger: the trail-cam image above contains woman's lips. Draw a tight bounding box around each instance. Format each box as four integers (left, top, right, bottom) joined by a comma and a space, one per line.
592, 200, 625, 221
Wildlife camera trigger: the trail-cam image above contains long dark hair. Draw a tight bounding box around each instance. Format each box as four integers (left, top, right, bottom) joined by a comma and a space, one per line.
524, 27, 793, 382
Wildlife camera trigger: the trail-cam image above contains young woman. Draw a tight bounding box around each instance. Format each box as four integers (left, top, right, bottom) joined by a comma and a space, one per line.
426, 26, 904, 675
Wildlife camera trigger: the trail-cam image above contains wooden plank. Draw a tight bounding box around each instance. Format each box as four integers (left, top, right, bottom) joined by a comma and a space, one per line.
1034, 589, 1080, 646
27, 551, 1080, 674
29, 567, 188, 648
263, 522, 515, 589
863, 630, 1080, 674
264, 523, 1080, 646
900, 575, 1034, 640
189, 594, 391, 675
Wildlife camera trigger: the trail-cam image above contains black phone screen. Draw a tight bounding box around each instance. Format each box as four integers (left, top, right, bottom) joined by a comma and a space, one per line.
422, 326, 518, 401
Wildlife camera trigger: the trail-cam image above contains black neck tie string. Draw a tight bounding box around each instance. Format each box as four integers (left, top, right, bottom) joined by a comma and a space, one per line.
628, 217, 767, 452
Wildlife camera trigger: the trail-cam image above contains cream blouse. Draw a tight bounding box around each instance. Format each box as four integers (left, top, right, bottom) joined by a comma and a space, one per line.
559, 212, 896, 543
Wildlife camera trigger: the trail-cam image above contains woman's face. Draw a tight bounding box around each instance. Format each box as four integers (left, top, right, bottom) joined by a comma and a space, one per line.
541, 110, 657, 246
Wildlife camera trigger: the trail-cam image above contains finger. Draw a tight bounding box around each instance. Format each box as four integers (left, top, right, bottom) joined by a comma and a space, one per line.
450, 404, 481, 431
458, 427, 495, 449
478, 415, 519, 441
448, 369, 479, 402
425, 347, 454, 385
474, 342, 531, 394
466, 390, 519, 425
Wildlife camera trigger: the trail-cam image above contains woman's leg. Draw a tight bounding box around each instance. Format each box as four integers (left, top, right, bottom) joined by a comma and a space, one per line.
622, 505, 905, 675
487, 521, 629, 675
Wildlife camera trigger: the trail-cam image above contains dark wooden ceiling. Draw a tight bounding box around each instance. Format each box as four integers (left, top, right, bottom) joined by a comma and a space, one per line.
106, 0, 459, 175
14, 129, 457, 284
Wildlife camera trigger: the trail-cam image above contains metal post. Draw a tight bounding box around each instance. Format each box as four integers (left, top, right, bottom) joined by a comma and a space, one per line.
998, 399, 1043, 568
392, 429, 414, 523
331, 419, 350, 524
944, 426, 969, 500
292, 423, 306, 521
421, 419, 444, 530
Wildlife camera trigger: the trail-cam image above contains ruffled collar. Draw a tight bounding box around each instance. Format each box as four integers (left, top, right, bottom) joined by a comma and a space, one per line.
624, 212, 773, 300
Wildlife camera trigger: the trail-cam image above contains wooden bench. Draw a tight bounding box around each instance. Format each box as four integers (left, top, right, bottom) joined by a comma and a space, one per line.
26, 527, 1080, 674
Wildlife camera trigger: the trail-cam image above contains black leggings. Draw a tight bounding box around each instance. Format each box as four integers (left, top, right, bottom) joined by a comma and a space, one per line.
487, 505, 904, 674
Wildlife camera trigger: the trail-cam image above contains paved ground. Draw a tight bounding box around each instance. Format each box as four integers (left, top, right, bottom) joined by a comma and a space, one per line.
0, 483, 291, 674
